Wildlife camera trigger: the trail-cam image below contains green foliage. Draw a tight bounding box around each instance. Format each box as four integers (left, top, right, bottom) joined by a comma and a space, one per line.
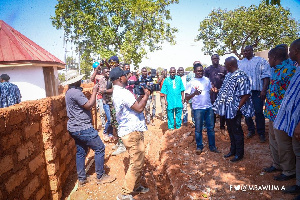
196, 2, 300, 59
51, 0, 178, 68
185, 66, 193, 71
66, 56, 77, 69
266, 0, 280, 6
58, 73, 65, 82
156, 67, 165, 72
79, 51, 93, 80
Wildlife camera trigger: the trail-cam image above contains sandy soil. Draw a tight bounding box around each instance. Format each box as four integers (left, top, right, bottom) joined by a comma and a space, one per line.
62, 95, 295, 200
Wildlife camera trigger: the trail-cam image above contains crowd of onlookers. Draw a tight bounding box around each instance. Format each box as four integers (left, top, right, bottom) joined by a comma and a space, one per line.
2, 37, 299, 200
82, 38, 300, 200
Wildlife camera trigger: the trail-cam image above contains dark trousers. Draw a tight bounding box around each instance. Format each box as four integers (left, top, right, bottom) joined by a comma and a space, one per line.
226, 111, 244, 157
245, 90, 265, 136
214, 113, 226, 130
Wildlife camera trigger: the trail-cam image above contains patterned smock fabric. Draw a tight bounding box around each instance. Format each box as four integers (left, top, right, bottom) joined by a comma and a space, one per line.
264, 59, 296, 122
212, 69, 254, 119
274, 66, 300, 137
0, 82, 21, 108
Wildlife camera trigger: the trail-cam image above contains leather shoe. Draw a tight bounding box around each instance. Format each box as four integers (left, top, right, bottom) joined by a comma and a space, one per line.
283, 185, 300, 194
263, 166, 281, 173
274, 173, 296, 181
224, 152, 235, 158
230, 156, 243, 162
247, 132, 255, 138
259, 135, 266, 143
196, 148, 202, 155
210, 147, 221, 153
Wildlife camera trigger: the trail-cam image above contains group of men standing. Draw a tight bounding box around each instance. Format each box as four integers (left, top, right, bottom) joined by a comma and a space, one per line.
63, 38, 300, 200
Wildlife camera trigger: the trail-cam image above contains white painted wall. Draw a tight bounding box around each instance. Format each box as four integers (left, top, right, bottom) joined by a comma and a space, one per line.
0, 66, 46, 101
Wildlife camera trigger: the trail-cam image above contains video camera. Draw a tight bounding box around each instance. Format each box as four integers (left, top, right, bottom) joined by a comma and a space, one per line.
128, 69, 160, 95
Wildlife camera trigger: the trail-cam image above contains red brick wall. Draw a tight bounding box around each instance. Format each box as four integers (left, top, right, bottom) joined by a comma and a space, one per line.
0, 88, 95, 200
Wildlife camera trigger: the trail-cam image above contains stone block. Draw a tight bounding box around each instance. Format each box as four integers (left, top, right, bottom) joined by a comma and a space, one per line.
1, 129, 22, 151
25, 122, 40, 139
54, 123, 63, 135
23, 176, 39, 199
0, 155, 13, 176
17, 141, 35, 161
35, 187, 45, 200
46, 162, 59, 176
5, 169, 27, 193
49, 177, 59, 191
29, 153, 45, 173
45, 147, 57, 162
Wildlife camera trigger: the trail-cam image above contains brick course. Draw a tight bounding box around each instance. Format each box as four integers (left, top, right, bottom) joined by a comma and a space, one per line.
0, 89, 94, 199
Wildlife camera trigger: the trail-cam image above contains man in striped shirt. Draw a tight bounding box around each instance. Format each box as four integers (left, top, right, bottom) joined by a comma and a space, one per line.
275, 39, 300, 197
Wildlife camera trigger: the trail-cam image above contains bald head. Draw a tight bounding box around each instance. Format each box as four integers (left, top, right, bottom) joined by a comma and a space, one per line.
224, 56, 238, 73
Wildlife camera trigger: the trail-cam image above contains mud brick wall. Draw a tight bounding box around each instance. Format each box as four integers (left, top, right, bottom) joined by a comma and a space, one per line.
0, 89, 95, 200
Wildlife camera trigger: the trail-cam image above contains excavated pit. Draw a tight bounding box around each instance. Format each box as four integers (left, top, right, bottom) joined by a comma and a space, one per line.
63, 98, 294, 200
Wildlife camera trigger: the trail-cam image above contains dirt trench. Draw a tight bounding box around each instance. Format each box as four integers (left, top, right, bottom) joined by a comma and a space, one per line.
62, 96, 297, 200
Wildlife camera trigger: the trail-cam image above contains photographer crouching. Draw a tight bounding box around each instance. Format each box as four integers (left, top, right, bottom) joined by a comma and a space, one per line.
110, 67, 150, 200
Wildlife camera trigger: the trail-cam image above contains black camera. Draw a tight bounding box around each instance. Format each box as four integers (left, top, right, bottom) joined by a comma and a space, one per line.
128, 69, 160, 95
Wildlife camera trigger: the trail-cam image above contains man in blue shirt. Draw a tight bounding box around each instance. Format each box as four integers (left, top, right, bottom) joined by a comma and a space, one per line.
0, 74, 21, 108
238, 45, 271, 142
161, 67, 185, 130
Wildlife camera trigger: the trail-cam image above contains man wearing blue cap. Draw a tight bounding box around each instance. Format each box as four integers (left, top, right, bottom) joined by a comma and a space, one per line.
110, 67, 150, 200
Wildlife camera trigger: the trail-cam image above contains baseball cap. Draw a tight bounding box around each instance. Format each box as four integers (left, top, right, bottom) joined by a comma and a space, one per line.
108, 56, 119, 63
109, 67, 125, 81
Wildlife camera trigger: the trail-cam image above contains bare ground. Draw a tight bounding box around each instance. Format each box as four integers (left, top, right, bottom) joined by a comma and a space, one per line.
62, 95, 295, 200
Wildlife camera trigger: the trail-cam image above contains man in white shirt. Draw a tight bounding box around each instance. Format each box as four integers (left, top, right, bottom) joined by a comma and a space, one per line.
238, 45, 271, 142
110, 67, 150, 200
185, 63, 220, 155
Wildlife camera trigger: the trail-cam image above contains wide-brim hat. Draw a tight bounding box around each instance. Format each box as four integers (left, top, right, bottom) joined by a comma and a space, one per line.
61, 70, 85, 86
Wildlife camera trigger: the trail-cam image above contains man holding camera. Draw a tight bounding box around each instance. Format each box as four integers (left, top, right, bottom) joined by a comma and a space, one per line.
110, 67, 150, 200
161, 67, 185, 130
185, 63, 220, 155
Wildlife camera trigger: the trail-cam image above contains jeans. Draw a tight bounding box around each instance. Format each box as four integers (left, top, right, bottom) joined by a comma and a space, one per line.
189, 103, 195, 125
226, 111, 244, 157
69, 127, 105, 181
103, 104, 113, 135
182, 102, 188, 124
194, 107, 216, 150
245, 90, 265, 136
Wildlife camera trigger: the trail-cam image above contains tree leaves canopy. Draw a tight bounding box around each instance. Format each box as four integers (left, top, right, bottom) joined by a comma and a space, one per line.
195, 2, 300, 59
51, 0, 178, 68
